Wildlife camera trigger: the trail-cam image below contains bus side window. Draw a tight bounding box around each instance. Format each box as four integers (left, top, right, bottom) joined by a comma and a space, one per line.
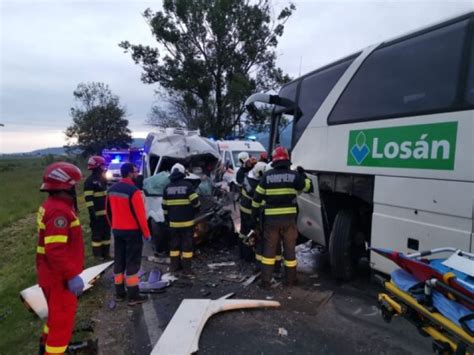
328, 19, 470, 124
292, 57, 354, 147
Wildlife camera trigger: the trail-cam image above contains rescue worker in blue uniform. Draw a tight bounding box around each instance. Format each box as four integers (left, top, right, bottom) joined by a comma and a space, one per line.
252, 146, 313, 288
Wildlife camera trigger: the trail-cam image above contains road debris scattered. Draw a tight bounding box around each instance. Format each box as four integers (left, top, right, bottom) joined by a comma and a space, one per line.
242, 272, 260, 288
207, 261, 236, 269
150, 298, 280, 355
278, 327, 288, 337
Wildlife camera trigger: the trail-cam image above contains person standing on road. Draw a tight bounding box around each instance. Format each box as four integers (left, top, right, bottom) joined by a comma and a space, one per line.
162, 163, 200, 274
239, 161, 267, 262
36, 162, 85, 355
106, 163, 151, 306
84, 155, 111, 260
251, 146, 313, 288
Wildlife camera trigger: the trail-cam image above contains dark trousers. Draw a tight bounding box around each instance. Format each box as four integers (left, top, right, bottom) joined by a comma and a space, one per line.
169, 227, 193, 271
261, 218, 298, 285
113, 230, 143, 299
239, 212, 255, 262
91, 217, 111, 258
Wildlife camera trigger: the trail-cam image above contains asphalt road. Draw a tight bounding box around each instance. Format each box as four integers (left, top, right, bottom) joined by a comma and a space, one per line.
114, 243, 432, 355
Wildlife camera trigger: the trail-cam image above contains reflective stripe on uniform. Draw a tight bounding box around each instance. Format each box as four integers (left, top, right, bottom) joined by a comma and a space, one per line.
182, 251, 193, 259
265, 188, 297, 196
85, 201, 94, 207
239, 205, 251, 215
255, 185, 266, 194
95, 210, 106, 216
189, 193, 199, 201
275, 255, 282, 261
38, 221, 46, 230
264, 207, 297, 216
170, 220, 194, 228
241, 189, 251, 200
170, 250, 180, 257
284, 259, 297, 267
45, 344, 68, 354
261, 256, 275, 265
84, 190, 93, 196
70, 219, 80, 227
252, 200, 263, 208
102, 240, 111, 245
126, 274, 140, 286
303, 178, 311, 192
44, 235, 68, 244
37, 246, 45, 254
43, 324, 49, 334
93, 191, 106, 197
114, 273, 124, 285
163, 199, 191, 206
255, 254, 262, 261
91, 241, 102, 247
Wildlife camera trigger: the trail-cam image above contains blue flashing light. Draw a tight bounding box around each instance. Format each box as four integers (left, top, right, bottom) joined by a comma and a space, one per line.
112, 156, 121, 163
247, 135, 257, 141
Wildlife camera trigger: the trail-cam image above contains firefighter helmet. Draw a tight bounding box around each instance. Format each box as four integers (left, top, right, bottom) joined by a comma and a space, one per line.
271, 146, 290, 162
238, 151, 250, 165
87, 155, 106, 170
171, 163, 185, 174
252, 162, 267, 179
259, 152, 268, 162
41, 162, 82, 191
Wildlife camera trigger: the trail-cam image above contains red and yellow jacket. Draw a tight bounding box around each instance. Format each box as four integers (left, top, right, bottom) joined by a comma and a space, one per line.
36, 195, 84, 286
106, 178, 151, 238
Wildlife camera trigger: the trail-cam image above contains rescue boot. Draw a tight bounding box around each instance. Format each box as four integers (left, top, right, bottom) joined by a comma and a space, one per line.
127, 286, 147, 306
115, 284, 126, 302
38, 338, 45, 355
66, 339, 98, 354
169, 256, 181, 273
181, 258, 194, 277
284, 267, 298, 287
101, 245, 111, 261
260, 264, 274, 290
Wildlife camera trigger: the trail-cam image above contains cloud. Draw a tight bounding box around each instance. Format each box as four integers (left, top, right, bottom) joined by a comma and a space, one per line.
1, 0, 473, 152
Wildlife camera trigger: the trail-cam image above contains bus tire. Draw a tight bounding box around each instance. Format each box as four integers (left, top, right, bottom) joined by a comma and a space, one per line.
329, 209, 357, 281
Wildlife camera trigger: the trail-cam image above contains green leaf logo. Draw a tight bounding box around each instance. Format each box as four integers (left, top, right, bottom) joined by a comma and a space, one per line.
356, 131, 366, 149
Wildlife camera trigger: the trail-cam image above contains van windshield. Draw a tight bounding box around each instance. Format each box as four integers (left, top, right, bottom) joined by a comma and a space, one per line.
232, 151, 264, 167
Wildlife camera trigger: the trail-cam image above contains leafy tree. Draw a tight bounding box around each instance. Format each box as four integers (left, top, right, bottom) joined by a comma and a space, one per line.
120, 0, 294, 137
65, 82, 133, 156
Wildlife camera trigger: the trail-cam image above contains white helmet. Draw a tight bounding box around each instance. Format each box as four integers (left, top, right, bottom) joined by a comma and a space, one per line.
238, 151, 250, 164
171, 163, 185, 174
250, 162, 267, 180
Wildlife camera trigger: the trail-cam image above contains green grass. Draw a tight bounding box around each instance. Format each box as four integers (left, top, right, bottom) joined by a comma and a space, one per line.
0, 156, 104, 355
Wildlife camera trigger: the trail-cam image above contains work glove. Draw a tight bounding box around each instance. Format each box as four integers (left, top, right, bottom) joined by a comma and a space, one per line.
296, 166, 305, 175
68, 275, 85, 297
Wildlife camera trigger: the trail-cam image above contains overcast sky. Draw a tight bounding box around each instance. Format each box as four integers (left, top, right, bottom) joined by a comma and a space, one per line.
1, 0, 472, 153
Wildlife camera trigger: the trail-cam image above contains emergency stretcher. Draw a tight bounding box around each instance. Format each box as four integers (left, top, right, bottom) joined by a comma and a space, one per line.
373, 248, 474, 354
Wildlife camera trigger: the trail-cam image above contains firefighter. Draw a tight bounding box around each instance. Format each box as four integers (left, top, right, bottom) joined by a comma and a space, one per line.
251, 146, 313, 288
235, 151, 257, 185
106, 163, 151, 305
37, 162, 85, 355
239, 161, 267, 262
162, 163, 200, 273
84, 155, 111, 260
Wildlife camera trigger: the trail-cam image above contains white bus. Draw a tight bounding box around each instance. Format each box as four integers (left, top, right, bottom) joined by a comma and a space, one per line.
245, 12, 474, 279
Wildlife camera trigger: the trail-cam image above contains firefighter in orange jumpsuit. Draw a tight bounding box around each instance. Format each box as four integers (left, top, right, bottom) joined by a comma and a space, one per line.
37, 162, 85, 355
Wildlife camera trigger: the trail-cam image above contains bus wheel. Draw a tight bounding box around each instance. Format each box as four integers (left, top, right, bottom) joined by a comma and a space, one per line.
329, 209, 358, 281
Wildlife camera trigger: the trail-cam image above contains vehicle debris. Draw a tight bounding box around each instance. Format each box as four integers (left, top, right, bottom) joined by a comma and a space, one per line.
140, 269, 170, 293
278, 327, 288, 337
207, 261, 236, 268
150, 297, 280, 355
19, 261, 113, 319
242, 273, 260, 288
295, 241, 326, 274
147, 256, 171, 264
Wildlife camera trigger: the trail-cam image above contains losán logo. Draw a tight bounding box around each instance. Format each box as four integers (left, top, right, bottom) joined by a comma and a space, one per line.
347, 122, 458, 170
